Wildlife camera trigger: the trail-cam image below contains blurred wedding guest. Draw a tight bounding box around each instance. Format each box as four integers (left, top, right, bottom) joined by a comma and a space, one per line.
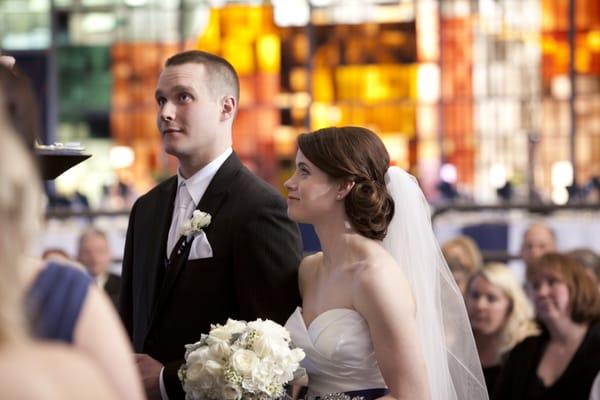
442, 235, 483, 293
42, 247, 71, 262
568, 248, 600, 290
442, 235, 483, 275
447, 257, 470, 294
77, 228, 121, 309
0, 112, 117, 400
520, 222, 556, 270
466, 263, 538, 394
0, 62, 145, 400
494, 253, 600, 400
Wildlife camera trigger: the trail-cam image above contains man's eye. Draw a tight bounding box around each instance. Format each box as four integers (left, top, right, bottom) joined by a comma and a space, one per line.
179, 93, 192, 102
156, 97, 166, 106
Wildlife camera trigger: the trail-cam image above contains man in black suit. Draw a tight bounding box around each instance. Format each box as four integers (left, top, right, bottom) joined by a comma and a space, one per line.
120, 50, 302, 400
78, 228, 121, 309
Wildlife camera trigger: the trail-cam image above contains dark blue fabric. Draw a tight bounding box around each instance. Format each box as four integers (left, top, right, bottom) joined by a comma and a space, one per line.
25, 262, 92, 343
462, 223, 508, 252
299, 223, 321, 252
314, 388, 389, 399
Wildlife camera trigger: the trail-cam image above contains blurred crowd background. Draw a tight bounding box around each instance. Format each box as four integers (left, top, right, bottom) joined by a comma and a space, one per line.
2, 0, 597, 274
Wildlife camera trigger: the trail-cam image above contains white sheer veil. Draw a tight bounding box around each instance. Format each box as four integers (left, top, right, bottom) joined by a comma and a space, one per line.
382, 167, 488, 400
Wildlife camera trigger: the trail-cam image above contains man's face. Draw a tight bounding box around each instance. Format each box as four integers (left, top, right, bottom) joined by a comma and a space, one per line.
155, 63, 224, 164
521, 225, 556, 267
78, 234, 112, 277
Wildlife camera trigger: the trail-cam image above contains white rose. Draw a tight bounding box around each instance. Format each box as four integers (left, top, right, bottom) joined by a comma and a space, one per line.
204, 359, 223, 377
248, 319, 290, 342
221, 319, 246, 336
191, 210, 211, 229
209, 319, 246, 342
231, 349, 258, 376
252, 334, 288, 358
247, 360, 275, 393
184, 348, 222, 391
180, 219, 193, 236
206, 337, 231, 360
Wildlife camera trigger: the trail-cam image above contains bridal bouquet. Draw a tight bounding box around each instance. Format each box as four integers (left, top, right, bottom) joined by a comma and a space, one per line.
178, 318, 305, 400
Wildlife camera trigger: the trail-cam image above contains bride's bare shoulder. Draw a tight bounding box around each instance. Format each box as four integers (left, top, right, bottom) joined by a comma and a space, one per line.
353, 244, 412, 299
0, 342, 117, 400
298, 252, 323, 294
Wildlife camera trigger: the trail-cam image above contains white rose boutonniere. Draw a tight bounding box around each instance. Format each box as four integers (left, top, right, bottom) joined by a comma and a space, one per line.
180, 210, 212, 239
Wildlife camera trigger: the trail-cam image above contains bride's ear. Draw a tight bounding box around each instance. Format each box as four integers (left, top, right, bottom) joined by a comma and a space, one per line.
335, 180, 355, 200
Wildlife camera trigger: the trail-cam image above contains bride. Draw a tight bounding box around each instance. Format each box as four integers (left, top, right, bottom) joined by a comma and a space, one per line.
284, 126, 488, 400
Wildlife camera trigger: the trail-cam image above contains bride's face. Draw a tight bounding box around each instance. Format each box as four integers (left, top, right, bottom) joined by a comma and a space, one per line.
284, 150, 340, 224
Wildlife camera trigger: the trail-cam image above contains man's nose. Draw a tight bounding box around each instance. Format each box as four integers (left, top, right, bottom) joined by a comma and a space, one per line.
160, 101, 175, 121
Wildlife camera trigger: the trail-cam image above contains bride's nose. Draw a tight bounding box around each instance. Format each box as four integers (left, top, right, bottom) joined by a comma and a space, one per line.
284, 177, 295, 191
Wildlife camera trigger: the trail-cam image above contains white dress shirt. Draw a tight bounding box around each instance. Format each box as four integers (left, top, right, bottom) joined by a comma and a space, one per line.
165, 147, 232, 258
159, 147, 232, 400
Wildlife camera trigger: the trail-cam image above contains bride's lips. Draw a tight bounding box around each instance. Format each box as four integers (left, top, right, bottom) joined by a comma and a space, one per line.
287, 196, 299, 202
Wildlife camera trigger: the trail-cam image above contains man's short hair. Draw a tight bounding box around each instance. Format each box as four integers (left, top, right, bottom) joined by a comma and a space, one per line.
165, 50, 240, 103
78, 227, 109, 251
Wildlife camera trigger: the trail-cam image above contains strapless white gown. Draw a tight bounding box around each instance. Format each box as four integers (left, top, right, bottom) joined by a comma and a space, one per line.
284, 306, 387, 397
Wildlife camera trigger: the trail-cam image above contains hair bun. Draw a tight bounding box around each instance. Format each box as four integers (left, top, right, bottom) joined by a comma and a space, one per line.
345, 179, 394, 240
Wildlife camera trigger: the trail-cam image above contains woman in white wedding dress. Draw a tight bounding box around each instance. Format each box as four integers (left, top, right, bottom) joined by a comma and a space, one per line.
284, 126, 488, 400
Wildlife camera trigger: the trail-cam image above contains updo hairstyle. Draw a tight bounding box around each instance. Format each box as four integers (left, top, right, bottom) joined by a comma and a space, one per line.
297, 126, 394, 240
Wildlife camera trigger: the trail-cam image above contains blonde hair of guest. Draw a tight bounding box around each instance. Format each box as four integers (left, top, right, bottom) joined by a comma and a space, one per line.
472, 263, 539, 354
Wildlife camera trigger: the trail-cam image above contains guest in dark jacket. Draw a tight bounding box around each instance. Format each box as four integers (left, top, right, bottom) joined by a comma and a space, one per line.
77, 228, 121, 309
493, 253, 600, 400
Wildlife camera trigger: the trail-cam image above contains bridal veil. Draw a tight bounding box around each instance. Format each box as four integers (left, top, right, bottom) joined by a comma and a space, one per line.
383, 167, 488, 400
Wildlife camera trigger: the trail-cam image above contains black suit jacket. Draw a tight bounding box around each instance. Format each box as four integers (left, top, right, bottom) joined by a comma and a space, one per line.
120, 153, 302, 399
103, 273, 121, 310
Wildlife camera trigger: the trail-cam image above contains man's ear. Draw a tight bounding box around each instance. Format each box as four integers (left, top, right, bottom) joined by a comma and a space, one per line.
220, 95, 236, 121
336, 180, 355, 201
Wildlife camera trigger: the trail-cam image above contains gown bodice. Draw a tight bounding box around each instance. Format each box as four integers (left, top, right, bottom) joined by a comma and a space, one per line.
285, 306, 387, 397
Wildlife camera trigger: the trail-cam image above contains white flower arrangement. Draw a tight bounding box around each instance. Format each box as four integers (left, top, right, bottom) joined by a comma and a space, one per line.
178, 318, 305, 400
180, 210, 211, 238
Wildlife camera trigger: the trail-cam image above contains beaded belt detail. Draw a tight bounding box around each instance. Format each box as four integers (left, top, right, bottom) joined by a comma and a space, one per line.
310, 388, 388, 400
319, 393, 364, 400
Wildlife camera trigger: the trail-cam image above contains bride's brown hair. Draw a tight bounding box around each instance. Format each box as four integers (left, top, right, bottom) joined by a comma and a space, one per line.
297, 126, 394, 240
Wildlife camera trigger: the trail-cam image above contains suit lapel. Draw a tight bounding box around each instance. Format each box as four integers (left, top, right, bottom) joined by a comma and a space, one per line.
149, 153, 243, 323
144, 177, 177, 322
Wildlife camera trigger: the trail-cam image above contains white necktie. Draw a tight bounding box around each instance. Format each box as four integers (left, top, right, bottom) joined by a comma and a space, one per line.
167, 183, 194, 257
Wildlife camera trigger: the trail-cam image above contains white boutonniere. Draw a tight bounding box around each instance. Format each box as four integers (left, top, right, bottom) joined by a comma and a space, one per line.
180, 210, 211, 239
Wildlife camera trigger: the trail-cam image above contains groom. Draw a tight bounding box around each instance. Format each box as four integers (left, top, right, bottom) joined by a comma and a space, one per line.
120, 50, 302, 400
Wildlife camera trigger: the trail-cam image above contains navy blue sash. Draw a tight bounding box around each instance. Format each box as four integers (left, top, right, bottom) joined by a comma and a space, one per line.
312, 388, 389, 400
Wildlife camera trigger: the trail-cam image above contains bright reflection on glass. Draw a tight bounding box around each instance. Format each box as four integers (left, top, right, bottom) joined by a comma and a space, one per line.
551, 161, 573, 188
489, 163, 507, 189
552, 187, 569, 205
109, 146, 135, 169
308, 0, 334, 6
440, 163, 458, 184
551, 75, 571, 100
273, 0, 309, 26
123, 0, 148, 6
417, 63, 440, 103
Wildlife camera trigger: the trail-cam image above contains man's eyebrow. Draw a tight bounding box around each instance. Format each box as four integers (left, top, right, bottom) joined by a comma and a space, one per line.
154, 85, 196, 98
